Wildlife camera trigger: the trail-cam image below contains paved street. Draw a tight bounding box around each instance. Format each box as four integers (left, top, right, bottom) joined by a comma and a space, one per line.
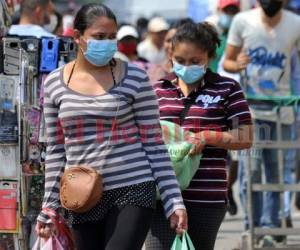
215, 205, 300, 250
143, 184, 300, 250
214, 182, 246, 250
215, 213, 244, 250
215, 185, 300, 250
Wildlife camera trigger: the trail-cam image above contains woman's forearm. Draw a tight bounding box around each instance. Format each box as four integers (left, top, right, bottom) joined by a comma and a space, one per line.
197, 125, 253, 150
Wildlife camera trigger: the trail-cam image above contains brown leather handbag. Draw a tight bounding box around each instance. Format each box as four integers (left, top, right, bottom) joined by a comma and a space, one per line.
59, 79, 121, 214
60, 166, 103, 213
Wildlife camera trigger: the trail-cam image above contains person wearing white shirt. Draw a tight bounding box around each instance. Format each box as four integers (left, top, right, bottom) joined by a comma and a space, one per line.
137, 16, 169, 65
224, 0, 300, 246
9, 0, 55, 38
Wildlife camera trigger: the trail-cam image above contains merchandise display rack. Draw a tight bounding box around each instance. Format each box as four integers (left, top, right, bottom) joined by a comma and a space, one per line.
0, 36, 77, 250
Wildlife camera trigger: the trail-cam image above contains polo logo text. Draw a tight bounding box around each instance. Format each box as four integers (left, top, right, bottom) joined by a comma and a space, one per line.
196, 95, 221, 108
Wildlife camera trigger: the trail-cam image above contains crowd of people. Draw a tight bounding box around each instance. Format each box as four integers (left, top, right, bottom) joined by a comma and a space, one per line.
1, 0, 300, 249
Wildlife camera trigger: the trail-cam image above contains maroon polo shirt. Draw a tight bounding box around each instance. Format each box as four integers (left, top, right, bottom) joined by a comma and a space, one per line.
154, 69, 252, 208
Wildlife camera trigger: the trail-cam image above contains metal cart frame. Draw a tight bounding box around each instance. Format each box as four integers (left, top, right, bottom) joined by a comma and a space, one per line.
242, 97, 300, 250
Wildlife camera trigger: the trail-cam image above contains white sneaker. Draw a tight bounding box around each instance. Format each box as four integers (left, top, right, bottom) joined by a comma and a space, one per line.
259, 235, 276, 248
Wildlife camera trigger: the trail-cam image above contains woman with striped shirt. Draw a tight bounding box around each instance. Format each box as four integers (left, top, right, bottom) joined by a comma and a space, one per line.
35, 4, 187, 250
145, 22, 253, 250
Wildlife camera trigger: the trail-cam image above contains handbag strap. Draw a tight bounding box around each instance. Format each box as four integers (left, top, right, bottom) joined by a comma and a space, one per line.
179, 91, 199, 126
160, 78, 200, 126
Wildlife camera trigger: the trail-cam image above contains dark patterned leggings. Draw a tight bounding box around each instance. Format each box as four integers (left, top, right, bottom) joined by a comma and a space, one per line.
72, 205, 154, 250
145, 201, 226, 250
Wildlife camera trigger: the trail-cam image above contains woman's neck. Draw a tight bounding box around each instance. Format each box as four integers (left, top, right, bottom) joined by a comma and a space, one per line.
177, 78, 200, 97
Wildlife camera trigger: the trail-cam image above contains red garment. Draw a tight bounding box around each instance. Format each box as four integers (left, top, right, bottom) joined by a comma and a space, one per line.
63, 28, 74, 37
218, 0, 240, 9
118, 42, 137, 57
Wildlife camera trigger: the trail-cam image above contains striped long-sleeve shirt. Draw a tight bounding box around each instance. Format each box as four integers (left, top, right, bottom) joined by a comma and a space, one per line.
37, 62, 185, 222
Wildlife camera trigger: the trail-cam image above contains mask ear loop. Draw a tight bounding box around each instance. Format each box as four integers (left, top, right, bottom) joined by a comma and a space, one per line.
78, 36, 88, 56
170, 59, 174, 68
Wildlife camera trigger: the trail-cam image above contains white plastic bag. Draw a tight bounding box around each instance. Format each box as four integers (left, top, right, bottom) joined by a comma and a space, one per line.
32, 236, 64, 250
33, 208, 74, 250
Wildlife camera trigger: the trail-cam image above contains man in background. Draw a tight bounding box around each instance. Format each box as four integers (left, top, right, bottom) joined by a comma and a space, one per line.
137, 16, 169, 64
9, 0, 55, 38
224, 0, 300, 246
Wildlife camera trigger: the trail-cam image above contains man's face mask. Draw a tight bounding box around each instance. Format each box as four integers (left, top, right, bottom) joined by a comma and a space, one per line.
259, 0, 283, 17
117, 40, 137, 56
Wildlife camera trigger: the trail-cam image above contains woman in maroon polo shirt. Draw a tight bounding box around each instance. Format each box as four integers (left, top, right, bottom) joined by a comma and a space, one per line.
145, 22, 253, 250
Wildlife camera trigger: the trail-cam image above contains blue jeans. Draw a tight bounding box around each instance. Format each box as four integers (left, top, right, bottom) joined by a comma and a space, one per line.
282, 106, 300, 218
239, 119, 294, 229
284, 120, 297, 218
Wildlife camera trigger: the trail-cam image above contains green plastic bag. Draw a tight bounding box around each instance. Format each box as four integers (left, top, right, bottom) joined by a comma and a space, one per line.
171, 232, 195, 250
160, 120, 202, 190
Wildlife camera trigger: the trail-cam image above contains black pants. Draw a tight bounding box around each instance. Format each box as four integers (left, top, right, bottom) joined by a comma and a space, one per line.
145, 202, 226, 250
72, 205, 154, 250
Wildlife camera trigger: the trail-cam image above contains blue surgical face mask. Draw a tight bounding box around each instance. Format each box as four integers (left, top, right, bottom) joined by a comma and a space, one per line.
172, 61, 206, 84
82, 38, 117, 66
219, 14, 233, 30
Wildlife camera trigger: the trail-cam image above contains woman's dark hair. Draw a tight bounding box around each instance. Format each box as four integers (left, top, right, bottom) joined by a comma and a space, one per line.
170, 18, 194, 30
53, 11, 62, 34
172, 21, 221, 59
74, 3, 117, 34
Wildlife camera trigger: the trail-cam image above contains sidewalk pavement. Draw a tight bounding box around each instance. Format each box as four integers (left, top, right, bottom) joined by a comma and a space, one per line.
215, 187, 300, 250
214, 184, 245, 250
143, 184, 300, 250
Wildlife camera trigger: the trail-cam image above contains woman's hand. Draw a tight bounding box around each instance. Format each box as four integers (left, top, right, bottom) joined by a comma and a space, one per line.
187, 131, 206, 156
170, 209, 188, 235
35, 221, 54, 238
